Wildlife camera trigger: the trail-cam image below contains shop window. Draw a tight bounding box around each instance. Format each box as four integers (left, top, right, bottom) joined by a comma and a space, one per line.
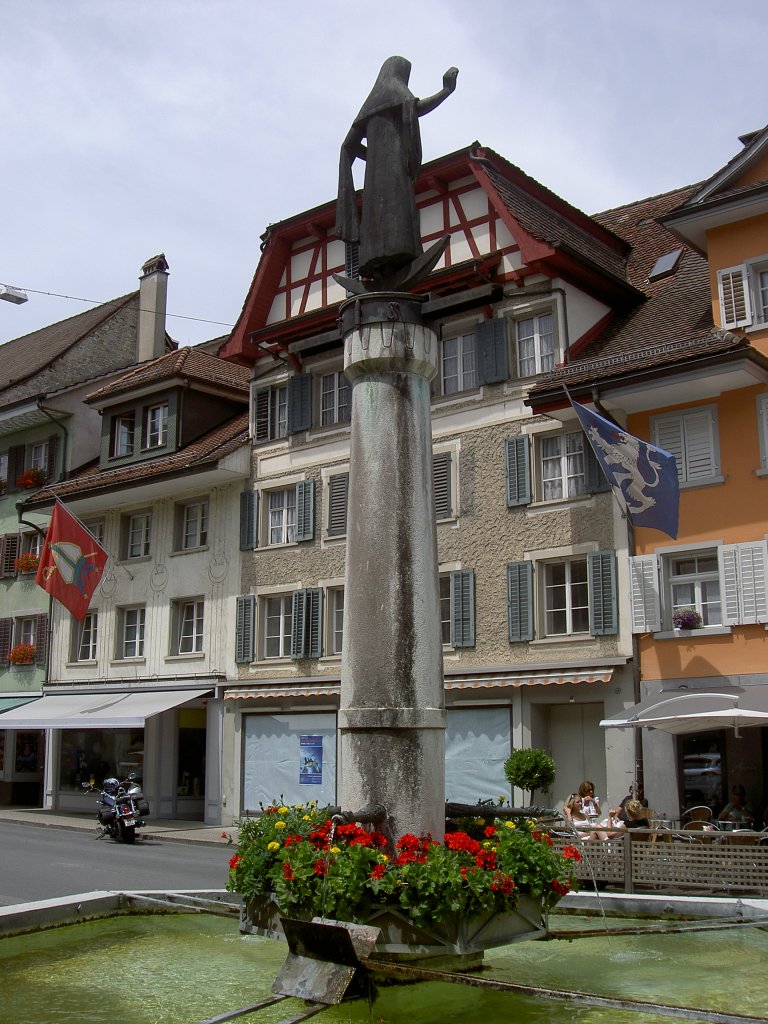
59, 728, 144, 790
177, 707, 206, 800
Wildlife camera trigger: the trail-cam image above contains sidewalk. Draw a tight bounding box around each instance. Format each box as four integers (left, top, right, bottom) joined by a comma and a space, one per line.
0, 806, 234, 846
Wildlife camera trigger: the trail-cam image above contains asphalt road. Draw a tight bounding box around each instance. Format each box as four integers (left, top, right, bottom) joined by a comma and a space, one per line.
0, 822, 233, 906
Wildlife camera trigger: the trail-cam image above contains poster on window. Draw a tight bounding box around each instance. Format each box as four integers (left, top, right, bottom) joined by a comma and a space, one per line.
299, 735, 323, 785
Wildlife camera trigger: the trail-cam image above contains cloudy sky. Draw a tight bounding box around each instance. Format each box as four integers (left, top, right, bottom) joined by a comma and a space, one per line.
2, 1, 766, 347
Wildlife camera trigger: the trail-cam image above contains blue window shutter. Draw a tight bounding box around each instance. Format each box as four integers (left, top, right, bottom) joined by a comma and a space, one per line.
584, 442, 610, 493
505, 435, 531, 507
451, 569, 475, 647
508, 561, 534, 642
589, 550, 617, 636
239, 491, 259, 550
327, 473, 349, 536
290, 590, 306, 659
287, 374, 312, 434
308, 588, 323, 658
296, 480, 315, 541
235, 595, 255, 663
476, 319, 509, 385
433, 451, 452, 520
254, 388, 270, 442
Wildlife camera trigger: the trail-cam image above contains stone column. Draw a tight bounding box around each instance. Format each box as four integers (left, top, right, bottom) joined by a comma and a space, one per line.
339, 293, 445, 844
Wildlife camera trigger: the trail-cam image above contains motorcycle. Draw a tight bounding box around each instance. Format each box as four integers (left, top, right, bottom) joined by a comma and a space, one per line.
83, 774, 150, 843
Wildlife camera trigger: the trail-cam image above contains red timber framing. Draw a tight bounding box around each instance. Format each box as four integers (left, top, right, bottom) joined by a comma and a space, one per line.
220, 144, 636, 368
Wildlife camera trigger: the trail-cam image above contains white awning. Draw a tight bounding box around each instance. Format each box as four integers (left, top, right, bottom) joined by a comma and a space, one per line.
0, 696, 40, 716
0, 689, 211, 729
600, 686, 768, 735
446, 668, 614, 690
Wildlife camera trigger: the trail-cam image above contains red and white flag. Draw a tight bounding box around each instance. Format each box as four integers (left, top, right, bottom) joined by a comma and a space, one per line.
35, 501, 108, 620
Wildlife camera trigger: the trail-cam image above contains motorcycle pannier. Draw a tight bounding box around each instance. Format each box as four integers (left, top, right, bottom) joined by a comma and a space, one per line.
136, 798, 150, 817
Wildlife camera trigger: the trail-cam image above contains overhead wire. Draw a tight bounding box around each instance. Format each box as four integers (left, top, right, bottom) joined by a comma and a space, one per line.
12, 286, 235, 329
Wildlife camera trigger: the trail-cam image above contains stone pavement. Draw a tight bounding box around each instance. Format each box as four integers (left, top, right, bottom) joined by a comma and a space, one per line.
0, 806, 236, 846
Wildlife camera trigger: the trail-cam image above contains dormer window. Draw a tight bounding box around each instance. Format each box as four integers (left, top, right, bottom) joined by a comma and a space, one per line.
111, 413, 135, 458
144, 403, 168, 449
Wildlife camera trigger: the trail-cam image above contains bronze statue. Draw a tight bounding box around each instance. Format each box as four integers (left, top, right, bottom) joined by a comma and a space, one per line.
336, 57, 458, 292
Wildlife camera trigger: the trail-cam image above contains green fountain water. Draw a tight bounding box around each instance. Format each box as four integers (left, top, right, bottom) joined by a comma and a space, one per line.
1, 912, 766, 1024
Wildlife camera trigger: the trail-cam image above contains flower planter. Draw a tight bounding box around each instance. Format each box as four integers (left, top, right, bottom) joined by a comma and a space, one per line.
241, 890, 546, 960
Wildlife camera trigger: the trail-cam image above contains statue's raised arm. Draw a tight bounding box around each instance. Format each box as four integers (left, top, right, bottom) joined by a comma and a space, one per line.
336, 57, 458, 291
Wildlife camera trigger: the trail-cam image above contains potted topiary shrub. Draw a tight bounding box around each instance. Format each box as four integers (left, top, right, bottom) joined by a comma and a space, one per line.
504, 747, 556, 806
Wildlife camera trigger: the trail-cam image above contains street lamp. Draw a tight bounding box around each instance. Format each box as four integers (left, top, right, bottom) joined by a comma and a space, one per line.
0, 283, 28, 304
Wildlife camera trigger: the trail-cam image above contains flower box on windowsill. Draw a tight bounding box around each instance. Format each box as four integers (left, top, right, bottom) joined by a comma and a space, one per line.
13, 554, 40, 574
7, 643, 36, 667
672, 609, 703, 630
16, 469, 46, 490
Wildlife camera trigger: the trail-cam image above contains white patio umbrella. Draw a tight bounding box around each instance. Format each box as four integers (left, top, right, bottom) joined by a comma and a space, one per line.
600, 687, 768, 736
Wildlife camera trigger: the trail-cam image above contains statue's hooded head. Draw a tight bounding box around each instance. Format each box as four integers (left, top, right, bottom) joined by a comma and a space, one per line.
355, 56, 414, 125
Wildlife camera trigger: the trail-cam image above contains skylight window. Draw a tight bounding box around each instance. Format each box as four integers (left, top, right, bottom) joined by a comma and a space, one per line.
649, 249, 683, 282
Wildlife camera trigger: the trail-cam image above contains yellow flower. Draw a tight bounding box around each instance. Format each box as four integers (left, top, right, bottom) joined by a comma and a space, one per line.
267, 841, 280, 851
378, 853, 389, 863
274, 821, 286, 830
504, 821, 516, 830
302, 815, 311, 821
278, 806, 289, 814
483, 841, 492, 849
473, 817, 485, 826
330, 846, 341, 854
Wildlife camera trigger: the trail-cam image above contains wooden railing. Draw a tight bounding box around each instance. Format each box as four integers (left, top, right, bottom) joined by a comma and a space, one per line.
549, 829, 768, 896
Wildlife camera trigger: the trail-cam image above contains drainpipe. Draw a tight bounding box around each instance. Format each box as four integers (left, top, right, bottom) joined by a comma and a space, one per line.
36, 400, 68, 481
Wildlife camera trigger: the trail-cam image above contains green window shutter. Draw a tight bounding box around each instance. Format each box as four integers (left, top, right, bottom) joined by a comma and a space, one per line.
451, 569, 475, 648
287, 374, 312, 434
0, 533, 20, 578
235, 595, 255, 663
239, 491, 259, 550
584, 442, 610, 493
291, 589, 324, 659
7, 445, 24, 493
505, 435, 531, 507
296, 480, 315, 541
589, 550, 617, 636
0, 618, 12, 660
507, 561, 534, 642
165, 394, 179, 450
433, 451, 452, 520
327, 473, 349, 536
254, 388, 270, 442
34, 614, 48, 665
475, 319, 509, 385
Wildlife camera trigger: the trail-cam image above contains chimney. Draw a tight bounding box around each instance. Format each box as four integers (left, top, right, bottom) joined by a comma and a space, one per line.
137, 253, 169, 361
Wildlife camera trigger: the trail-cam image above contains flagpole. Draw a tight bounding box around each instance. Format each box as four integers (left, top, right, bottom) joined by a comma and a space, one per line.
562, 385, 630, 525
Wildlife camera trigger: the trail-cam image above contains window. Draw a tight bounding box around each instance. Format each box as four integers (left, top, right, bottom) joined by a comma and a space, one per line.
73, 612, 98, 662
540, 432, 586, 500
717, 259, 768, 328
328, 588, 344, 655
758, 394, 768, 472
440, 334, 477, 394
291, 588, 323, 659
543, 559, 589, 636
320, 371, 350, 426
630, 541, 768, 632
439, 575, 452, 645
507, 551, 617, 642
111, 413, 135, 458
516, 312, 555, 377
439, 570, 476, 647
118, 607, 145, 659
0, 451, 7, 492
122, 512, 151, 559
433, 450, 454, 520
253, 375, 311, 442
29, 442, 48, 472
651, 407, 719, 484
176, 499, 208, 550
268, 488, 296, 545
262, 595, 293, 659
144, 403, 169, 449
173, 599, 204, 655
21, 530, 43, 559
0, 614, 47, 665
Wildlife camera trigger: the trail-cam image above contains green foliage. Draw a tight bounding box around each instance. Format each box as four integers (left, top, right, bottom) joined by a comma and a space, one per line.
225, 800, 577, 926
504, 748, 557, 804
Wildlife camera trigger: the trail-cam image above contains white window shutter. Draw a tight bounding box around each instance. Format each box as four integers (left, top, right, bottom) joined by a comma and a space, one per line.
653, 417, 684, 482
717, 265, 752, 328
718, 541, 768, 625
683, 410, 717, 481
629, 555, 661, 633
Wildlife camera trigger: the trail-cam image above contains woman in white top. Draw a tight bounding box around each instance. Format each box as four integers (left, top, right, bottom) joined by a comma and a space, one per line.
563, 794, 610, 841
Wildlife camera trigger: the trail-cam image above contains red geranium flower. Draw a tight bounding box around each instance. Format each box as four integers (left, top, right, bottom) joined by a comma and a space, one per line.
371, 863, 387, 880
562, 845, 582, 862
313, 859, 328, 877
484, 825, 497, 838
282, 862, 294, 881
228, 854, 241, 870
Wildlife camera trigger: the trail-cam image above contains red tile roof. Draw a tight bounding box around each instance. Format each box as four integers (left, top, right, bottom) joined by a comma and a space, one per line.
86, 345, 251, 403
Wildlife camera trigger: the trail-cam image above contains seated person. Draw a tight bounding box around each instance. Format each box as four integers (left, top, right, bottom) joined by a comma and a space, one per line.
610, 782, 649, 823
578, 780, 601, 819
563, 793, 610, 841
718, 785, 753, 826
622, 799, 651, 830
